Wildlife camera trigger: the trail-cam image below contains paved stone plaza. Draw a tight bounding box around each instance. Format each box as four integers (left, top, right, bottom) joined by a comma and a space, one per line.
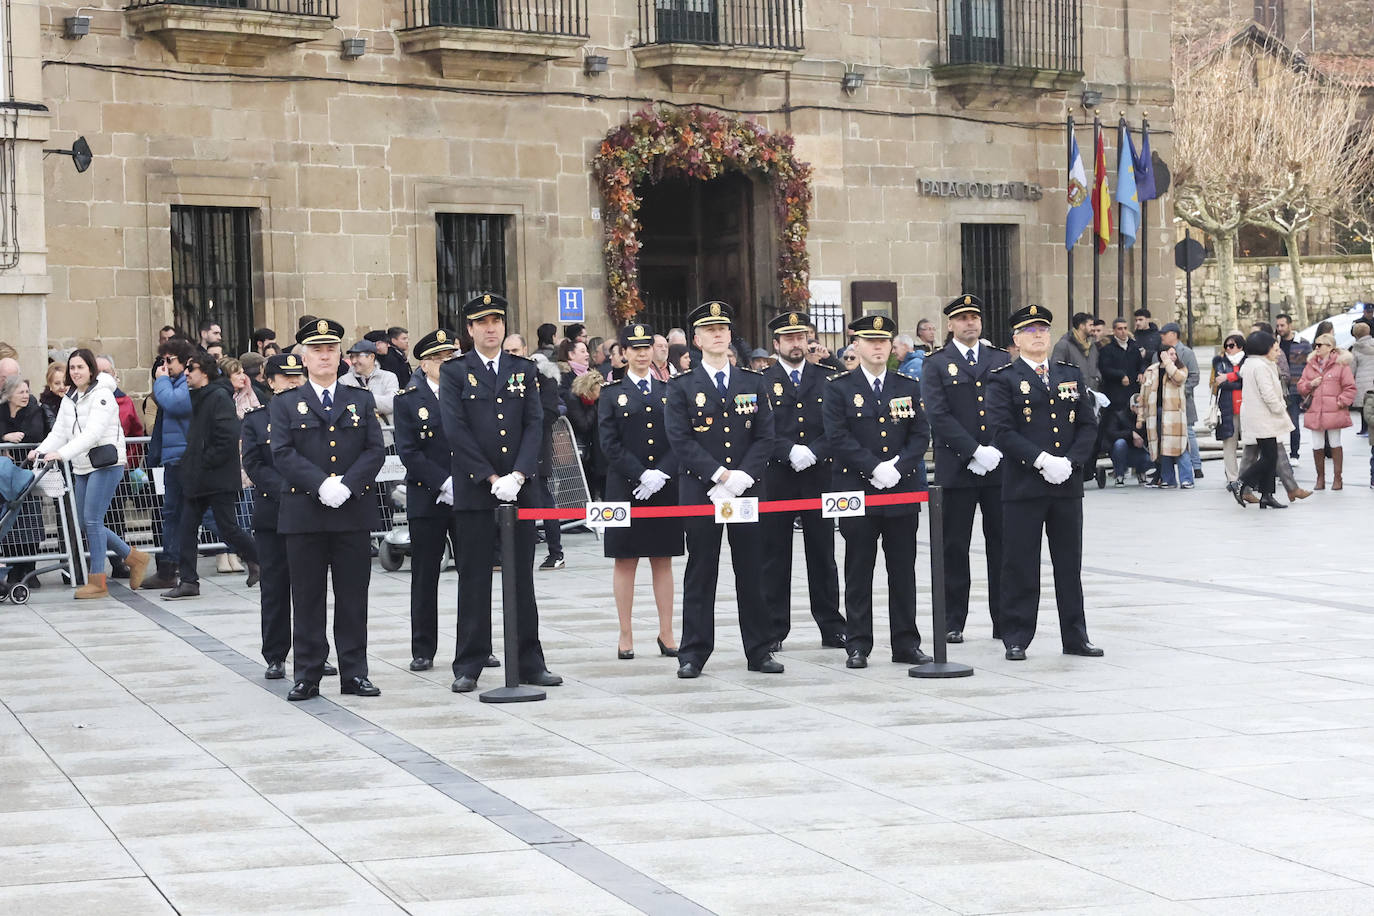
2, 437, 1373, 914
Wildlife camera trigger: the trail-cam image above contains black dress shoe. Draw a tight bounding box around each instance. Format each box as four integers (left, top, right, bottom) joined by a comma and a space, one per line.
341, 676, 380, 696
287, 680, 319, 701
160, 581, 200, 600
657, 637, 678, 657
322, 662, 338, 676
484, 654, 501, 668
1064, 642, 1105, 657
677, 662, 702, 679
946, 630, 964, 644
617, 648, 635, 660
523, 670, 563, 687
845, 649, 867, 669
264, 661, 286, 680
767, 640, 783, 653
821, 633, 848, 649
748, 655, 784, 674
451, 675, 478, 693
1005, 646, 1027, 661
1193, 468, 1204, 479
245, 561, 261, 588
409, 657, 433, 672
892, 649, 933, 665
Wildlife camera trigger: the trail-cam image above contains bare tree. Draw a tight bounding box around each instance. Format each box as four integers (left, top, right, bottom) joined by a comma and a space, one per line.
1172, 31, 1374, 330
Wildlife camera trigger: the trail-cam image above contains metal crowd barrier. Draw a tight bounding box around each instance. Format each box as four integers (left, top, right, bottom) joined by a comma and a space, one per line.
0, 443, 90, 595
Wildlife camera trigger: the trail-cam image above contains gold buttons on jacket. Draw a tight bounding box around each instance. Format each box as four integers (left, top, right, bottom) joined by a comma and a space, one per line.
330, 440, 336, 447
647, 438, 654, 445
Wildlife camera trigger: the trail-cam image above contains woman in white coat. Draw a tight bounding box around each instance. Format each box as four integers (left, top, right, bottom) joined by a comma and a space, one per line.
30, 348, 150, 597
1233, 331, 1294, 510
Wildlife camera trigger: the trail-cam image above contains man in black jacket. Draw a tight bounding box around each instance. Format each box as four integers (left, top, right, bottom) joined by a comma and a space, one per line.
161, 355, 260, 600
1098, 317, 1146, 411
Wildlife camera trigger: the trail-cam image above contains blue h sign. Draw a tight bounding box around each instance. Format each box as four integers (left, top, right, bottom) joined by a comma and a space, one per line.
558, 287, 584, 322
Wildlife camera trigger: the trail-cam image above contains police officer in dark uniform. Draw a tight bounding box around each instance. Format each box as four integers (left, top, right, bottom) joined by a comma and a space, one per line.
664, 300, 778, 677
393, 329, 464, 673
760, 310, 845, 650
270, 319, 387, 700
243, 352, 340, 681
920, 294, 1012, 643
824, 314, 934, 669
597, 322, 683, 659
986, 304, 1104, 661
439, 293, 562, 693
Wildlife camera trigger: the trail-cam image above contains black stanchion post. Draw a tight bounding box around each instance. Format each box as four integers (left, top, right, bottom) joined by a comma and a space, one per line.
911, 486, 973, 679
480, 502, 546, 704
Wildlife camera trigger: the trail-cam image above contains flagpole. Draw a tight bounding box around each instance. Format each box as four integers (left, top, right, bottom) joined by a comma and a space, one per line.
1141, 112, 1150, 317
1117, 113, 1125, 319
1067, 112, 1075, 317
1092, 113, 1101, 320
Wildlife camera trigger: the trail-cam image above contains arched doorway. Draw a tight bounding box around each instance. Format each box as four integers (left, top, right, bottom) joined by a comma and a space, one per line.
637, 172, 758, 340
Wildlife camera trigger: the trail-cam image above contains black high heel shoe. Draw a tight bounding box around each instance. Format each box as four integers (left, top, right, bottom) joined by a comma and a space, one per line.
657, 637, 678, 658
1258, 494, 1288, 509
1231, 482, 1248, 507
618, 647, 635, 660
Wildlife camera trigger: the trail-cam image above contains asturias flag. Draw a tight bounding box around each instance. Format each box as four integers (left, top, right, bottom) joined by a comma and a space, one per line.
1092, 130, 1113, 254
1065, 135, 1092, 250
1135, 122, 1157, 202
1117, 121, 1140, 249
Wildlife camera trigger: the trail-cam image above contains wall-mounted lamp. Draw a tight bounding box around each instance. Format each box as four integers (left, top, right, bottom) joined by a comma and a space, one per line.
1081, 89, 1102, 108
340, 37, 366, 60
584, 55, 609, 77
64, 16, 91, 39
841, 70, 865, 95
44, 136, 94, 174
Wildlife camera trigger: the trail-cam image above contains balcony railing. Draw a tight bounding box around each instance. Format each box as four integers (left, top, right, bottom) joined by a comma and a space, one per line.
636, 0, 803, 51
938, 0, 1080, 71
125, 0, 338, 14
403, 0, 587, 36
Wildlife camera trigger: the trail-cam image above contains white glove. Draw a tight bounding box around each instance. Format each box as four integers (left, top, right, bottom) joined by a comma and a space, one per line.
633, 468, 670, 501
490, 473, 523, 503
318, 477, 350, 508
437, 477, 454, 505
1093, 389, 1110, 409
1035, 453, 1073, 485
973, 445, 1003, 472
966, 457, 989, 476
707, 483, 731, 502
870, 458, 901, 490
788, 444, 817, 472
721, 471, 755, 497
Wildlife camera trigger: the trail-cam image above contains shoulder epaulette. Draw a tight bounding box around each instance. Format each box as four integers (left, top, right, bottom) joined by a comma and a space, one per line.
989, 363, 1013, 373
396, 385, 419, 396
738, 366, 760, 375
1054, 360, 1076, 368
826, 370, 851, 381
244, 405, 266, 414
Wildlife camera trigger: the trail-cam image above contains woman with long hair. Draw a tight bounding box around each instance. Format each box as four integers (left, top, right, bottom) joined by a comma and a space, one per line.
1234, 332, 1293, 509
1138, 344, 1193, 488
1211, 333, 1245, 488
29, 349, 151, 596
1297, 333, 1357, 490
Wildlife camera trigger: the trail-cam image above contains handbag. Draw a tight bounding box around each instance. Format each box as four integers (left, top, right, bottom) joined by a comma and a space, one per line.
71, 394, 121, 469
1203, 394, 1220, 432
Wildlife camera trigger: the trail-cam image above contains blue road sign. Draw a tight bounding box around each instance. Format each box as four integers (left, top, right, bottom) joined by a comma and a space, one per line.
558, 287, 585, 322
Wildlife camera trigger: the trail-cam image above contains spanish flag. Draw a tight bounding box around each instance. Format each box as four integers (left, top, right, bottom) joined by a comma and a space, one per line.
1093, 130, 1112, 254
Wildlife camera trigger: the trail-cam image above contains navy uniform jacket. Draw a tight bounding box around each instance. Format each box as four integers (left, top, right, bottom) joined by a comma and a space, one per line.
598, 374, 677, 501
240, 406, 284, 532
393, 376, 453, 520
664, 363, 775, 504
438, 350, 542, 511
986, 359, 1099, 501
762, 360, 830, 465
921, 342, 1013, 488
268, 383, 386, 534
823, 369, 930, 518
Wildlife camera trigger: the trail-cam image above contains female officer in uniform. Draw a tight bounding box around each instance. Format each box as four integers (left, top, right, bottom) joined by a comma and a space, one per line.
597, 323, 682, 660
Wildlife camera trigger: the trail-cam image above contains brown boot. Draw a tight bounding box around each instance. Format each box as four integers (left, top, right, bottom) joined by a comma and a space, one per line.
1332, 446, 1344, 490
1312, 449, 1326, 489
125, 548, 151, 591
74, 573, 108, 599
1287, 487, 1312, 500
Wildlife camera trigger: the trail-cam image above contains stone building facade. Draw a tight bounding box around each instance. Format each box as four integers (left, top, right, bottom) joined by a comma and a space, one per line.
14, 0, 1170, 387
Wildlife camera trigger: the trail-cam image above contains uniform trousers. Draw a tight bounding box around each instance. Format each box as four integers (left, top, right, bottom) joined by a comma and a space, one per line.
760, 468, 843, 643
679, 516, 771, 669
177, 491, 259, 584
941, 485, 1003, 636
998, 497, 1090, 651
838, 514, 921, 657
286, 530, 370, 684
256, 527, 293, 665
453, 509, 547, 680
409, 512, 461, 661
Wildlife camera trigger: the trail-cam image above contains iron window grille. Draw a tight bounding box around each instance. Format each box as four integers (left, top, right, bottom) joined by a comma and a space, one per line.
436, 213, 509, 332
636, 0, 803, 50
960, 223, 1015, 347
170, 205, 256, 356
940, 0, 1081, 71
124, 0, 339, 15
403, 0, 588, 35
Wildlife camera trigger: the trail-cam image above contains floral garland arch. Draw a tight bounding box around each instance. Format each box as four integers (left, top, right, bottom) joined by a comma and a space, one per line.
592, 106, 813, 323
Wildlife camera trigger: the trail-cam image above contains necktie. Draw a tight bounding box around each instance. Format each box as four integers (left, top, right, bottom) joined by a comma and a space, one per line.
321, 389, 333, 411
638, 379, 650, 396
873, 378, 882, 396
1035, 364, 1048, 388
487, 359, 497, 381
715, 371, 727, 398
790, 369, 801, 388
967, 348, 977, 367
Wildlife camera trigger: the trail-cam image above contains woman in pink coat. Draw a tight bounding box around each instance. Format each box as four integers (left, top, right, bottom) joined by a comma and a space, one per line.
1297, 333, 1357, 490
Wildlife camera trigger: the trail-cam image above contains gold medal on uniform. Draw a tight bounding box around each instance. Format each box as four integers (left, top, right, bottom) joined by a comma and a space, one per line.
948, 363, 959, 376
1020, 380, 1031, 394
468, 373, 478, 388
297, 401, 308, 414
617, 393, 628, 406
1023, 406, 1032, 416
773, 382, 783, 397
417, 406, 429, 420
695, 391, 707, 407
1069, 409, 1076, 423
853, 393, 864, 408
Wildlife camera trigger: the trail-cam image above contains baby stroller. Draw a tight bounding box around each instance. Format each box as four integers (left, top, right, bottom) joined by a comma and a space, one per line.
0, 457, 63, 605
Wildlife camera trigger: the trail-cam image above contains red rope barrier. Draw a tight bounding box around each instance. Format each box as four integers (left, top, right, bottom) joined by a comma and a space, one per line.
516, 491, 928, 521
